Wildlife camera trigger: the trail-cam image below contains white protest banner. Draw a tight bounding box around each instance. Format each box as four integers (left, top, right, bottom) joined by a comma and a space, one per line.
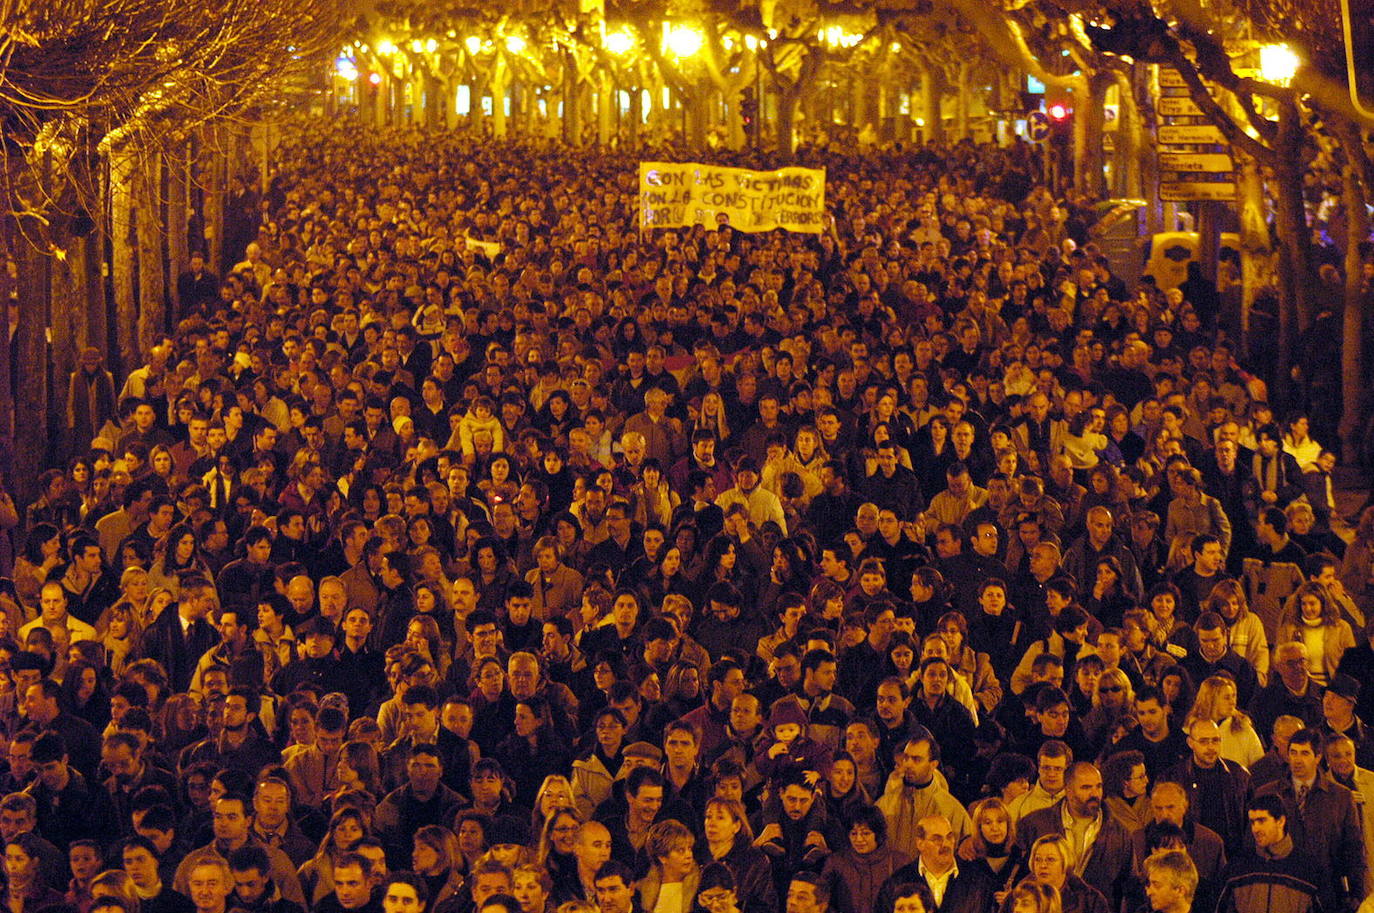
639, 162, 826, 233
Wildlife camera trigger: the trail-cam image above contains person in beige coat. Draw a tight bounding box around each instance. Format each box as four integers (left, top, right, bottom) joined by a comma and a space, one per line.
1276, 581, 1356, 686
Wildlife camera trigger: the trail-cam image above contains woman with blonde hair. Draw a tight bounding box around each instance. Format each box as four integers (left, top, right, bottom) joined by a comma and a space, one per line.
404, 614, 451, 680
1082, 668, 1135, 756
1186, 674, 1264, 767
90, 868, 141, 913
535, 808, 581, 898
637, 819, 699, 913
530, 775, 575, 839
98, 601, 142, 676
1277, 581, 1355, 685
692, 391, 731, 444
962, 798, 1023, 886
1024, 835, 1109, 913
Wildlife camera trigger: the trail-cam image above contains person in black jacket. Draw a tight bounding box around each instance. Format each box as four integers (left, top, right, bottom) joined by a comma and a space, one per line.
1215, 794, 1323, 913
874, 813, 993, 913
138, 577, 220, 694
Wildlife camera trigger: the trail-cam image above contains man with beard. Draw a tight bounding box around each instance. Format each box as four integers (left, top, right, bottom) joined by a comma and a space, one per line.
753, 767, 844, 901
1018, 762, 1134, 911
875, 735, 971, 857
180, 688, 280, 777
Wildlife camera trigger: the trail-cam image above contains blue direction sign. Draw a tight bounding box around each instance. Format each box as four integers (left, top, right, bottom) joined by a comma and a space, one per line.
1027, 111, 1051, 142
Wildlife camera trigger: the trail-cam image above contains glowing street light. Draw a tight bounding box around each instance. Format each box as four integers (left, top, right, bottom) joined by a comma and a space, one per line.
665, 24, 704, 58
335, 55, 359, 80
1258, 43, 1300, 86
465, 35, 483, 55
376, 39, 397, 56
505, 35, 526, 54
604, 29, 635, 55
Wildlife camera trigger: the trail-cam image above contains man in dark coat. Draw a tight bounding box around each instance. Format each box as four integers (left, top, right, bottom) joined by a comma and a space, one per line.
1253, 728, 1368, 912
1166, 717, 1251, 848
1017, 762, 1134, 911
876, 813, 994, 913
137, 577, 220, 693
1215, 794, 1324, 913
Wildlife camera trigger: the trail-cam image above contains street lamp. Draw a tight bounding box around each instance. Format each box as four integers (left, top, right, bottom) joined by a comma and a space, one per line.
605, 30, 635, 55
666, 24, 704, 58
1258, 43, 1300, 86
465, 36, 483, 55
505, 35, 526, 55
376, 39, 397, 56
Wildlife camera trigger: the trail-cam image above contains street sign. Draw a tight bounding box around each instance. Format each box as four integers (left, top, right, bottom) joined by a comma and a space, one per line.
1027, 111, 1051, 142
1160, 182, 1236, 201
1158, 124, 1226, 144
1158, 97, 1205, 117
1158, 152, 1235, 173
1159, 68, 1187, 88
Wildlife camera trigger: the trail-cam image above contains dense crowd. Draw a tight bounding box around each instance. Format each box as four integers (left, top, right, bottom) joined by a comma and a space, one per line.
1, 120, 1373, 913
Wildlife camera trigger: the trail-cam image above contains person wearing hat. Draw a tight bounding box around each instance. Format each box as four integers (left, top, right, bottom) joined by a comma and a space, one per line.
714, 454, 787, 536
1321, 673, 1374, 769
755, 696, 832, 783
270, 615, 343, 697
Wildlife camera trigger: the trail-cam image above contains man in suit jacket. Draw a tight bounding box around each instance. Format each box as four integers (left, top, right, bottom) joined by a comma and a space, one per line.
1254, 728, 1368, 911
876, 814, 993, 913
138, 576, 220, 692
1017, 762, 1134, 911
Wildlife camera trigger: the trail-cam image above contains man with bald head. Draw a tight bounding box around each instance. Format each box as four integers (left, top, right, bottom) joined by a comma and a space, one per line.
1018, 762, 1134, 909
1062, 506, 1143, 603
560, 821, 611, 905
875, 815, 993, 913
1167, 716, 1251, 847
1131, 780, 1227, 911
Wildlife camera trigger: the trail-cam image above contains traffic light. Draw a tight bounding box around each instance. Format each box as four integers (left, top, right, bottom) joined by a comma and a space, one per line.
1048, 102, 1073, 143
740, 88, 758, 127
1343, 0, 1374, 115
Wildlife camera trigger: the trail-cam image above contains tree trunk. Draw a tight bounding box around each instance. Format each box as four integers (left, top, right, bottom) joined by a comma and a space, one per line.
166, 140, 189, 329
1235, 150, 1272, 359
1272, 100, 1315, 408
49, 234, 77, 390
14, 231, 50, 503
110, 149, 138, 370
1335, 119, 1370, 464
0, 210, 14, 462
135, 150, 165, 356
921, 64, 946, 144
597, 72, 614, 147
1078, 70, 1110, 198
491, 61, 509, 139
777, 85, 801, 155
562, 55, 580, 145
953, 61, 970, 141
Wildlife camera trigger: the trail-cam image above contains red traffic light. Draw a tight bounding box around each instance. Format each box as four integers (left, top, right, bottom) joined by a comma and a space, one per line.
1049, 103, 1070, 120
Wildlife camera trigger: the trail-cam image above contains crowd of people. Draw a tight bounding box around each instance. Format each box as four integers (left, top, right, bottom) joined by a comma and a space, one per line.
0, 119, 1373, 913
